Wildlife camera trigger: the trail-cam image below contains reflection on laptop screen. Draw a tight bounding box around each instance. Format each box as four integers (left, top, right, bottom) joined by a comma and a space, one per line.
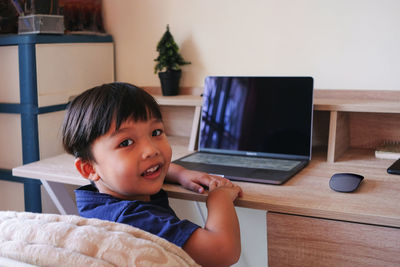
200, 76, 313, 159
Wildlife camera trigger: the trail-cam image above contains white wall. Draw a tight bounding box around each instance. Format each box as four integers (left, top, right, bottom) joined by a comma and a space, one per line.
103, 0, 400, 91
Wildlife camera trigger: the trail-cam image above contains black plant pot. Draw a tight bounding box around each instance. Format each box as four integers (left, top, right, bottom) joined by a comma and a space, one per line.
158, 69, 181, 96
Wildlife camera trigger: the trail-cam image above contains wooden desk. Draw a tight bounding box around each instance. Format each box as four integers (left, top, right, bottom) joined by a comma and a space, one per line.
12, 90, 400, 266
12, 143, 400, 266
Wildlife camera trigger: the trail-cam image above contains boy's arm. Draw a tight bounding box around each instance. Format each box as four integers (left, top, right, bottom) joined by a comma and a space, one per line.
183, 180, 242, 267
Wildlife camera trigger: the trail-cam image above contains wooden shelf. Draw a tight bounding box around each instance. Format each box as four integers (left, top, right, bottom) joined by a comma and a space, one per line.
153, 95, 202, 107
314, 98, 400, 113
314, 89, 400, 113
150, 89, 400, 112
151, 89, 400, 163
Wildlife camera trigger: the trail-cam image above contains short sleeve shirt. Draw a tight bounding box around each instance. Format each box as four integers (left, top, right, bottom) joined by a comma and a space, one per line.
75, 185, 200, 247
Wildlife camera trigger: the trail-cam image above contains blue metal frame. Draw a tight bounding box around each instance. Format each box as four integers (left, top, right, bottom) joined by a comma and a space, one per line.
18, 42, 41, 212
0, 169, 37, 184
0, 34, 113, 212
0, 34, 113, 45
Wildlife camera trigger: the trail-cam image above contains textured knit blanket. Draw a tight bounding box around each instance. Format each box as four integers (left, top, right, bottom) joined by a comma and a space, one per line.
0, 211, 199, 267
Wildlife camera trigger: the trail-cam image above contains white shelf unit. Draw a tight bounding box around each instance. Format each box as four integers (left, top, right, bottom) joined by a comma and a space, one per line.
0, 34, 114, 212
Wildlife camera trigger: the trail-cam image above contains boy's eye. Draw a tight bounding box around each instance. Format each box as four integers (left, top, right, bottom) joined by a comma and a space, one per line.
152, 129, 163, 137
119, 139, 133, 147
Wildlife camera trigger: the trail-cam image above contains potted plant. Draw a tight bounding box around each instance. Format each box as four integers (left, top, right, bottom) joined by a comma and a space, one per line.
154, 25, 190, 96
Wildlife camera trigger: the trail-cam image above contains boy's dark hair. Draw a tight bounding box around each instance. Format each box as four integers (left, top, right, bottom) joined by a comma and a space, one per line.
62, 82, 162, 162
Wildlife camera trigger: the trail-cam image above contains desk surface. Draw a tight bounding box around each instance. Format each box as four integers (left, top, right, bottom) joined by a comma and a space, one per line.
12, 139, 400, 229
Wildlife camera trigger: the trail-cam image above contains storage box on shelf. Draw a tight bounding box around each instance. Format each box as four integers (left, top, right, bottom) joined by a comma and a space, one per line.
0, 34, 114, 212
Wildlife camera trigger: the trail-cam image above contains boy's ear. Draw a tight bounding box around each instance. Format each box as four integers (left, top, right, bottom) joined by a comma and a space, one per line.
74, 158, 100, 181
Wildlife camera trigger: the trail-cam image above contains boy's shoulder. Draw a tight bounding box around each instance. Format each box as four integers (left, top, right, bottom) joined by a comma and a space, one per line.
74, 185, 200, 247
75, 185, 171, 217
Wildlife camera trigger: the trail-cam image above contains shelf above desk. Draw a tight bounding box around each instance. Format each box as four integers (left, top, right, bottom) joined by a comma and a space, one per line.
149, 89, 400, 112
153, 95, 202, 107
314, 89, 400, 113
149, 89, 400, 164
314, 98, 400, 113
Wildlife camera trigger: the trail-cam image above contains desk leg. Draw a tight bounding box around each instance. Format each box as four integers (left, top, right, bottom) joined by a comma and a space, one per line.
23, 180, 42, 213
41, 180, 78, 215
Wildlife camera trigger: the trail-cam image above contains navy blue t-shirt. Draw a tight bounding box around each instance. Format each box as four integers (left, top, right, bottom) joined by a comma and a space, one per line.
75, 185, 200, 247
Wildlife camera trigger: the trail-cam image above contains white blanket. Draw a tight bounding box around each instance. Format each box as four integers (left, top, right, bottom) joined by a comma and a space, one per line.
0, 211, 199, 267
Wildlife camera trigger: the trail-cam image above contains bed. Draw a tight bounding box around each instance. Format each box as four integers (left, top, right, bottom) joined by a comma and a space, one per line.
0, 211, 199, 266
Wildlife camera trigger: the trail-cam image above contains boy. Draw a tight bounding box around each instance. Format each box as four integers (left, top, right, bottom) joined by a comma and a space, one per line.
62, 82, 242, 266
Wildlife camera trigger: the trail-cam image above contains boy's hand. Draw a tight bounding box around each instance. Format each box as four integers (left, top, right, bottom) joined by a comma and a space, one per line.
208, 177, 243, 201
177, 168, 230, 194
166, 163, 241, 195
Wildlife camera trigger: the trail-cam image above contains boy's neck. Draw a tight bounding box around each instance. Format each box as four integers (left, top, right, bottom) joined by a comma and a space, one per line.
111, 192, 151, 202
130, 195, 151, 202
94, 183, 151, 202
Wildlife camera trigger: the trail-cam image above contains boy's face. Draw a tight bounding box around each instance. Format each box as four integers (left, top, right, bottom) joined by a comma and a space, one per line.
86, 117, 172, 200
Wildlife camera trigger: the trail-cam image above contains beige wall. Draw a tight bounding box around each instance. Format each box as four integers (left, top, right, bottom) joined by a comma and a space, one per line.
103, 0, 400, 91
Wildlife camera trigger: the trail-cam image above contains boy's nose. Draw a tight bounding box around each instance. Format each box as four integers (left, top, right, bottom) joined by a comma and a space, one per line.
141, 140, 160, 159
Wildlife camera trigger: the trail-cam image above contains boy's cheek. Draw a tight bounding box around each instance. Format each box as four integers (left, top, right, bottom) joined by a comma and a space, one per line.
164, 140, 173, 160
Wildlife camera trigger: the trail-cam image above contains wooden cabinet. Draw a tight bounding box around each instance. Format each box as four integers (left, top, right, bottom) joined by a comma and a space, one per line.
267, 212, 400, 266
0, 34, 114, 212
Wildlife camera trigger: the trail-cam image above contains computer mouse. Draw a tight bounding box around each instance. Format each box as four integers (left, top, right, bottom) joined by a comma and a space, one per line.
329, 173, 364, 193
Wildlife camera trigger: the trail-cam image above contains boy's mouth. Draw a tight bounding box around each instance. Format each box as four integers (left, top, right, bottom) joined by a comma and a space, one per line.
141, 164, 161, 177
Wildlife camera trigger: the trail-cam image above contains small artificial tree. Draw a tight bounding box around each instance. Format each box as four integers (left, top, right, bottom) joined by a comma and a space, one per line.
154, 25, 190, 74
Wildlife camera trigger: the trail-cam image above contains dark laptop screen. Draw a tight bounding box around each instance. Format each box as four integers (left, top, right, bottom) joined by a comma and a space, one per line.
199, 76, 314, 159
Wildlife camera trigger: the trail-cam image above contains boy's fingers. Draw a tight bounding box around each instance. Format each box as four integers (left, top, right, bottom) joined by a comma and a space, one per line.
185, 182, 205, 194
209, 179, 217, 191
196, 174, 213, 186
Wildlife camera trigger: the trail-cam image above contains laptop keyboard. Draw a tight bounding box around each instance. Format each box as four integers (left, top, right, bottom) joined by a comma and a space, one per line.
180, 153, 301, 171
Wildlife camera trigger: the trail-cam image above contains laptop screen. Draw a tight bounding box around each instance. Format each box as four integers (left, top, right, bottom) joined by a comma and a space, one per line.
199, 76, 314, 160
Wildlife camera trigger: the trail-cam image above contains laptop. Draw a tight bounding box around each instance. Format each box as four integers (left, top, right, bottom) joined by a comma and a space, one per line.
173, 76, 314, 185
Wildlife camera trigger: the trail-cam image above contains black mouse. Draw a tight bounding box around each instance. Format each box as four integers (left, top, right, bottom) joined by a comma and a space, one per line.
329, 173, 364, 193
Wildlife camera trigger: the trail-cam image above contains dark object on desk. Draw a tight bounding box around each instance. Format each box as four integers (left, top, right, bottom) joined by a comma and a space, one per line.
329, 173, 364, 193
387, 158, 400, 175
